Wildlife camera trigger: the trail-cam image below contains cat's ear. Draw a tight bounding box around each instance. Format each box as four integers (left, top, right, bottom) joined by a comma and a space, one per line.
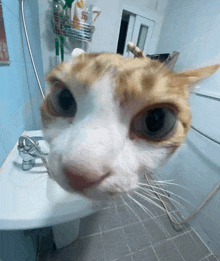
71, 48, 85, 57
175, 64, 220, 86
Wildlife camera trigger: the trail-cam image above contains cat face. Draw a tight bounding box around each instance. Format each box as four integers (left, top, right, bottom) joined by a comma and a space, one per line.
41, 50, 219, 200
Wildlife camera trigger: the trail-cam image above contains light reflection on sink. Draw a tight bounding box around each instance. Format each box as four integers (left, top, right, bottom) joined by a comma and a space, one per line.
0, 130, 101, 230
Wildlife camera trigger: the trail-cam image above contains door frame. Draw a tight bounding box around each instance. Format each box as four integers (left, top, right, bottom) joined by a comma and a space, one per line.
115, 3, 164, 55
131, 16, 155, 55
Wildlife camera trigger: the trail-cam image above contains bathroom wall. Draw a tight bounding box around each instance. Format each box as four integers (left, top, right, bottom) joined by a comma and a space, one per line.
38, 0, 168, 92
155, 0, 220, 256
87, 0, 168, 54
0, 0, 45, 260
0, 0, 45, 167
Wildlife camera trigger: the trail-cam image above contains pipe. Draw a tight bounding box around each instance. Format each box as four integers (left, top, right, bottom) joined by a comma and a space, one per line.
21, 0, 45, 99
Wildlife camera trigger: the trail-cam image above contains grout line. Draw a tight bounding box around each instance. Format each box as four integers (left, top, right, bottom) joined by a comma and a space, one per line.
199, 254, 212, 261
126, 243, 132, 257
189, 229, 206, 249
170, 237, 186, 261
192, 229, 216, 255
204, 253, 220, 260
99, 224, 108, 261
82, 196, 215, 260
171, 230, 204, 261
120, 195, 153, 247
81, 208, 178, 239
41, 192, 216, 261
79, 231, 101, 239
150, 243, 160, 261
151, 230, 192, 249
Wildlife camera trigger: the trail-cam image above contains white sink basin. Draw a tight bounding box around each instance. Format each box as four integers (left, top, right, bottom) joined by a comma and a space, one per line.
0, 130, 100, 230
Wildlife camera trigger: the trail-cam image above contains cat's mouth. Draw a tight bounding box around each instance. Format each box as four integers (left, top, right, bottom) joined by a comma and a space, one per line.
64, 167, 111, 191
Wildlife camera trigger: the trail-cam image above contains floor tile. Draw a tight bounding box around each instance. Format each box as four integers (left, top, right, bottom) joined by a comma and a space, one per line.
116, 204, 140, 227
36, 186, 218, 261
101, 227, 126, 245
126, 233, 151, 253
125, 199, 152, 221
190, 230, 212, 255
174, 231, 211, 261
115, 255, 133, 261
98, 207, 121, 232
123, 222, 148, 237
143, 218, 169, 244
153, 240, 184, 261
131, 247, 158, 261
99, 199, 115, 209
113, 195, 126, 206
103, 241, 130, 261
49, 234, 105, 261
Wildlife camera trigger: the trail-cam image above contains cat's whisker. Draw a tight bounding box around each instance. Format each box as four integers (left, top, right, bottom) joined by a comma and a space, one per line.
138, 186, 184, 209
121, 195, 142, 222
138, 184, 195, 207
128, 193, 167, 232
138, 179, 175, 185
132, 191, 167, 213
148, 180, 191, 192
137, 189, 175, 209
127, 193, 155, 220
136, 186, 165, 203
136, 189, 190, 229
151, 179, 175, 183
138, 180, 190, 192
136, 189, 165, 208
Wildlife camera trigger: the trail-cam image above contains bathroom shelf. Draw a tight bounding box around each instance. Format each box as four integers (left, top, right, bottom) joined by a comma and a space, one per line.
51, 14, 95, 42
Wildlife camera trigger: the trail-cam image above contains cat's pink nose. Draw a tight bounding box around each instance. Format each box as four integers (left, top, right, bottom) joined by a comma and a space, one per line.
63, 166, 107, 191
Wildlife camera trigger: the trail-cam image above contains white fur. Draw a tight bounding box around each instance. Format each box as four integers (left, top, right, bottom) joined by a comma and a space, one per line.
71, 48, 85, 57
43, 71, 172, 200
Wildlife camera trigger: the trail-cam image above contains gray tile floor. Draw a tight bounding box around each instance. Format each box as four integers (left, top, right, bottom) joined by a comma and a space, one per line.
40, 189, 219, 261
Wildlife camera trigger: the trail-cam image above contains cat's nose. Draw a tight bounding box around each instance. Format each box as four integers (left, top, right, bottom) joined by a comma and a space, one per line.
63, 165, 109, 191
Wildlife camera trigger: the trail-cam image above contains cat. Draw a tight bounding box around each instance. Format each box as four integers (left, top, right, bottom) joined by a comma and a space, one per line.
40, 44, 220, 200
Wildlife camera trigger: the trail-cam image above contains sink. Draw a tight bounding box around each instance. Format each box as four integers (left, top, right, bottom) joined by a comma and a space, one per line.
0, 130, 101, 232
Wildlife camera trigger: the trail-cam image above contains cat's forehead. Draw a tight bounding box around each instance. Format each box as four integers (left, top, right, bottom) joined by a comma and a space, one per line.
46, 52, 189, 108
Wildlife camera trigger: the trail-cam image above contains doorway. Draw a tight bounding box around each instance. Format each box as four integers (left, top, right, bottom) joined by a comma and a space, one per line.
117, 10, 155, 57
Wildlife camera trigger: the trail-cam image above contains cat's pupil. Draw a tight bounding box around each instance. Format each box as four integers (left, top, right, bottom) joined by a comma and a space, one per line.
145, 108, 165, 133
58, 89, 75, 111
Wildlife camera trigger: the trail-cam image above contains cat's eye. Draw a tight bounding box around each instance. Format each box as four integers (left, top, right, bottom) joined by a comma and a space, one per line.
50, 87, 77, 117
131, 106, 177, 140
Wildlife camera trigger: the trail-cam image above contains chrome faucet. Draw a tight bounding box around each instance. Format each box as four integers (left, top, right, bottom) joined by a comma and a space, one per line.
17, 135, 49, 171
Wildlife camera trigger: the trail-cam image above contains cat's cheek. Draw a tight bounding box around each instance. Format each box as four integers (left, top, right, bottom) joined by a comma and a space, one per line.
42, 118, 72, 145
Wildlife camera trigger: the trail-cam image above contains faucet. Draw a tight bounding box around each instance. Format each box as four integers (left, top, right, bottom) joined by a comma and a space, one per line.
17, 135, 49, 171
